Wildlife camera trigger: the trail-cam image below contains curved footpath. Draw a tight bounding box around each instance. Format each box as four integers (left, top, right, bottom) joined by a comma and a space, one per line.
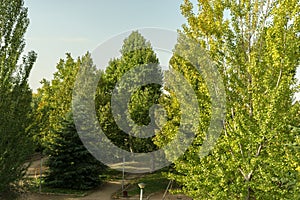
22, 182, 191, 200
21, 181, 121, 200
76, 181, 121, 200
24, 159, 191, 200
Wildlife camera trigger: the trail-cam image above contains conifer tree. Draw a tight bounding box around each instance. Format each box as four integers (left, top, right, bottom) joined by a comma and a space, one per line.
45, 113, 105, 190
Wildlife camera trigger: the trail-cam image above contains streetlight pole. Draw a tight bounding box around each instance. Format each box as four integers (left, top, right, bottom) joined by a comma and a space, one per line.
122, 157, 125, 191
39, 156, 43, 193
138, 183, 146, 200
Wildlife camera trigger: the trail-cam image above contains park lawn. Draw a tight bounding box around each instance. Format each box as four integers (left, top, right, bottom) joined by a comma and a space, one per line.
123, 172, 170, 197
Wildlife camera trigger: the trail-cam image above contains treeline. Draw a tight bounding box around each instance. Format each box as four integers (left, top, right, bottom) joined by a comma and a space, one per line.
0, 0, 299, 199
31, 31, 162, 189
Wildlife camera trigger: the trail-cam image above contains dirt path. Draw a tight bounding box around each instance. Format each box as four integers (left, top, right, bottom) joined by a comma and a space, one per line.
23, 156, 191, 200
21, 181, 121, 200
24, 155, 122, 200
75, 181, 121, 200
148, 192, 192, 200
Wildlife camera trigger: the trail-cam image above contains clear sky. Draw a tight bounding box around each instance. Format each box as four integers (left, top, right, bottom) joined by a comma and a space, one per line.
24, 0, 188, 91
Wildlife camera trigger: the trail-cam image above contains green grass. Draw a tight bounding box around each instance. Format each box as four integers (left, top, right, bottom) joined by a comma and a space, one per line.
100, 168, 123, 181
32, 186, 87, 196
25, 168, 171, 198
24, 178, 88, 196
121, 172, 170, 197
25, 167, 123, 196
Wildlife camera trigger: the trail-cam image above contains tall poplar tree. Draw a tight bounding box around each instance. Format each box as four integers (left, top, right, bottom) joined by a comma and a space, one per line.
155, 0, 300, 199
0, 0, 37, 195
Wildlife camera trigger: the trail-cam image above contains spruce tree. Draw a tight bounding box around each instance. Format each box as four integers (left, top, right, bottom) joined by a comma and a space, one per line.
45, 113, 105, 190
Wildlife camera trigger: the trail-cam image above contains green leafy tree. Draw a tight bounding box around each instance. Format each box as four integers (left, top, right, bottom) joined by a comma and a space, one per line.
44, 112, 105, 190
96, 31, 162, 153
32, 53, 80, 148
0, 0, 37, 195
155, 0, 300, 199
33, 53, 106, 190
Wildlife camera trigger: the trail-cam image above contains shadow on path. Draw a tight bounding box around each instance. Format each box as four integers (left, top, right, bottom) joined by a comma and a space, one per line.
21, 181, 121, 200
77, 181, 121, 200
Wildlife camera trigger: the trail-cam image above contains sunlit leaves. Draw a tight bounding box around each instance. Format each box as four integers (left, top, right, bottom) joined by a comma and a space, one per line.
155, 0, 300, 199
0, 0, 36, 194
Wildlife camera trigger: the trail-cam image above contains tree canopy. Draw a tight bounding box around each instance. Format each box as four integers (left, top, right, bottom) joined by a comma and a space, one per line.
0, 0, 37, 195
96, 31, 162, 154
154, 0, 300, 199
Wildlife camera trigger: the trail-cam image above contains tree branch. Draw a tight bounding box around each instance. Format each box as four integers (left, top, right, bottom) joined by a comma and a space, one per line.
239, 142, 244, 158
238, 168, 253, 181
255, 143, 263, 157
276, 68, 282, 88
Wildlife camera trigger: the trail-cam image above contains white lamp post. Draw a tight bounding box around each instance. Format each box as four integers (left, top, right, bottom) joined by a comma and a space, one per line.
138, 183, 146, 200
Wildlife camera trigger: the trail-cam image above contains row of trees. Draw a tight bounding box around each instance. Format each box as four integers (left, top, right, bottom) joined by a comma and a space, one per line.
32, 31, 163, 188
0, 1, 166, 191
0, 0, 108, 193
0, 0, 299, 199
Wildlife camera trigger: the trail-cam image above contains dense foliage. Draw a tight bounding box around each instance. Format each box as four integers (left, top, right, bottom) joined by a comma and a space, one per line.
154, 0, 300, 199
96, 31, 162, 153
44, 113, 105, 190
32, 53, 107, 189
2, 0, 297, 198
31, 53, 80, 148
0, 0, 36, 195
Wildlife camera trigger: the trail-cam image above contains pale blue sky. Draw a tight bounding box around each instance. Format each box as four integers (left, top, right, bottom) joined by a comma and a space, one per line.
24, 0, 188, 90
